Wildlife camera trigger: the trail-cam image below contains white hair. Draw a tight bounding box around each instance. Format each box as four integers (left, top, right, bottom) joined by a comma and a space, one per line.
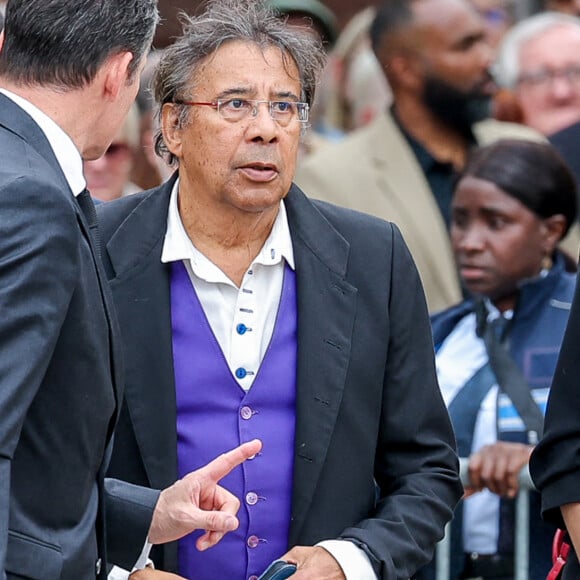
495, 11, 580, 88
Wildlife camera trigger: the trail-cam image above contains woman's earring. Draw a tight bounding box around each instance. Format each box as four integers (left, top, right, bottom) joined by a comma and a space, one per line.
541, 254, 553, 271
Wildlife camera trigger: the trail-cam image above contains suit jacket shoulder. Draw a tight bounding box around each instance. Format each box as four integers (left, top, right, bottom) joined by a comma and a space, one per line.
473, 118, 546, 144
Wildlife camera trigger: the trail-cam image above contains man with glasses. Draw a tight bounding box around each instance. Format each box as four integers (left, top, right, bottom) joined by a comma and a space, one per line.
98, 1, 462, 578
495, 11, 580, 137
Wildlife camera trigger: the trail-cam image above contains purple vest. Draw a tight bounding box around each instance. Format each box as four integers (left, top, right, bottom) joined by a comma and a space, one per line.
171, 261, 297, 580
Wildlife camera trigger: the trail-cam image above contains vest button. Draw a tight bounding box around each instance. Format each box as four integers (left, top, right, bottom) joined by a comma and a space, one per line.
247, 535, 260, 548
246, 491, 258, 505
240, 406, 253, 420
235, 367, 248, 379
249, 576, 259, 580
236, 323, 248, 335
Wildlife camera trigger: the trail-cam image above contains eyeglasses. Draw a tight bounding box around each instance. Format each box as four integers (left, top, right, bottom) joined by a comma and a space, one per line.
173, 98, 309, 126
517, 64, 580, 89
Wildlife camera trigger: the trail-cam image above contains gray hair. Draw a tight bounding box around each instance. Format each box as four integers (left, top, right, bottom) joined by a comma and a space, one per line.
495, 11, 580, 88
153, 0, 326, 165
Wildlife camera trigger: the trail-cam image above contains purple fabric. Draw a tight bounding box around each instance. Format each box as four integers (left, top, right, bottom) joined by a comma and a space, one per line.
170, 261, 297, 580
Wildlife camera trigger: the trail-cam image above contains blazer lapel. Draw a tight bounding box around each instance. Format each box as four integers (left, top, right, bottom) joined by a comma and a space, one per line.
284, 187, 358, 544
105, 183, 178, 489
368, 113, 453, 268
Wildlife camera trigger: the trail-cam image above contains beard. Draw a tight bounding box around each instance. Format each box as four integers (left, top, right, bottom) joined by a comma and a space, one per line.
422, 74, 493, 137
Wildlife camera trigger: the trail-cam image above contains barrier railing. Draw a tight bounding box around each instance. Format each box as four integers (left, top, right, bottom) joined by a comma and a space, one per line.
436, 458, 535, 580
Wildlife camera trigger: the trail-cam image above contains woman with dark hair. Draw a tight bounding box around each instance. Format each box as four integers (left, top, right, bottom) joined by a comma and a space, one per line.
431, 139, 577, 579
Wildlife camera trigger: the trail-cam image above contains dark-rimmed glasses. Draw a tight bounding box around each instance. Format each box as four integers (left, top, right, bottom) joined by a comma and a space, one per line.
173, 98, 309, 126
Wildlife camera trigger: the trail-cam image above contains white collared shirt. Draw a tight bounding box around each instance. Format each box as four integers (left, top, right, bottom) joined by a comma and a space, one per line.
0, 89, 85, 195
161, 178, 295, 390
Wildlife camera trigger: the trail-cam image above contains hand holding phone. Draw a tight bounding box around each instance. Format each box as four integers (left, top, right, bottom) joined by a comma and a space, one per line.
257, 559, 297, 580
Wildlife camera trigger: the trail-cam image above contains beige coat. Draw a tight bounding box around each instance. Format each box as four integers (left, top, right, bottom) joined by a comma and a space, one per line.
295, 112, 554, 313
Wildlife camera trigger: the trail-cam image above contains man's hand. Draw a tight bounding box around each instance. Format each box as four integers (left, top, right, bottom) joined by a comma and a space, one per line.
130, 570, 186, 579
148, 439, 262, 550
281, 546, 346, 579
465, 441, 533, 498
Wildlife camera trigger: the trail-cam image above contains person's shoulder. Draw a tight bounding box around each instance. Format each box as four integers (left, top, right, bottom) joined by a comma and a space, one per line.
96, 180, 172, 241
473, 118, 546, 145
553, 264, 578, 302
430, 300, 474, 343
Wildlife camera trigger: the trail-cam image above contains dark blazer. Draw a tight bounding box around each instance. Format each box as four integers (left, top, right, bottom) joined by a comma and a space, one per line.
0, 94, 158, 580
101, 176, 462, 579
531, 268, 580, 578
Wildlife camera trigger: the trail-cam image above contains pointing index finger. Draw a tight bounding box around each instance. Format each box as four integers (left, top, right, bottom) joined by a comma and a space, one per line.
202, 439, 262, 483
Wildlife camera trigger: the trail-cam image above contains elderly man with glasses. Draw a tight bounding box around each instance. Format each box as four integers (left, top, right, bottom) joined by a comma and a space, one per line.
495, 11, 580, 137
97, 1, 462, 579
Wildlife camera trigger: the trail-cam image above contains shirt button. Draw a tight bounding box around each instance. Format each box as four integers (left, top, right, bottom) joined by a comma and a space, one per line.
240, 406, 253, 420
247, 535, 260, 548
246, 491, 258, 505
237, 323, 248, 335
236, 367, 248, 379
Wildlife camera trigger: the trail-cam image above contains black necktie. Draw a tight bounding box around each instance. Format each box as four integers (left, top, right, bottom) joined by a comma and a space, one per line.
77, 188, 101, 256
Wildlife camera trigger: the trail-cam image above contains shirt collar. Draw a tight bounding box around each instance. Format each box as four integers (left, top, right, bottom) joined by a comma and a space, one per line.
161, 177, 295, 272
0, 89, 86, 196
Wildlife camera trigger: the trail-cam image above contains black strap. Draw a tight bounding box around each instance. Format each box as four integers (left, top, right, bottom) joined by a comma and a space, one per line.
475, 300, 544, 443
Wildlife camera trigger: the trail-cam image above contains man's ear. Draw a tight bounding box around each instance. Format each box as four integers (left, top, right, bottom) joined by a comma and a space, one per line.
0, 31, 5, 52
161, 103, 184, 160
102, 51, 134, 100
390, 50, 424, 92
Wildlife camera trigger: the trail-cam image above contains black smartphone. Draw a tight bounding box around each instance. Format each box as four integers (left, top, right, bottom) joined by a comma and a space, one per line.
257, 559, 297, 580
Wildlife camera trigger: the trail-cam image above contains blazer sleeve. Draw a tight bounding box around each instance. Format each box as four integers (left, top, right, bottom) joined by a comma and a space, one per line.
340, 225, 463, 578
530, 270, 580, 528
104, 477, 161, 570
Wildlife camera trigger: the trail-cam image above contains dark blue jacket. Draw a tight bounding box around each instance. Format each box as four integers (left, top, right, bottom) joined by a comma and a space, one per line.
430, 252, 576, 580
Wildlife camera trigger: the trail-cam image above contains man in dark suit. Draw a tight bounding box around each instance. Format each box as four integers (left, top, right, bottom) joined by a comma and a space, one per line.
0, 1, 261, 579
101, 1, 463, 579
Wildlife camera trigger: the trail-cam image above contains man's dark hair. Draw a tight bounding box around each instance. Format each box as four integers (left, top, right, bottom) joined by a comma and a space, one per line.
0, 0, 159, 88
370, 0, 415, 55
462, 139, 578, 235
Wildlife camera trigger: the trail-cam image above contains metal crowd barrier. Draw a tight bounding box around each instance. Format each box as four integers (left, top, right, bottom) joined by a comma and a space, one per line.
435, 458, 535, 580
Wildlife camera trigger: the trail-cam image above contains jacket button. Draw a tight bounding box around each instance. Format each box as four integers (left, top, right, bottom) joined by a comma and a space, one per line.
246, 491, 259, 505
240, 406, 253, 420
95, 558, 102, 575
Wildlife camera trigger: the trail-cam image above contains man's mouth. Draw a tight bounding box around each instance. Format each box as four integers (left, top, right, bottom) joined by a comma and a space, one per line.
238, 162, 278, 181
